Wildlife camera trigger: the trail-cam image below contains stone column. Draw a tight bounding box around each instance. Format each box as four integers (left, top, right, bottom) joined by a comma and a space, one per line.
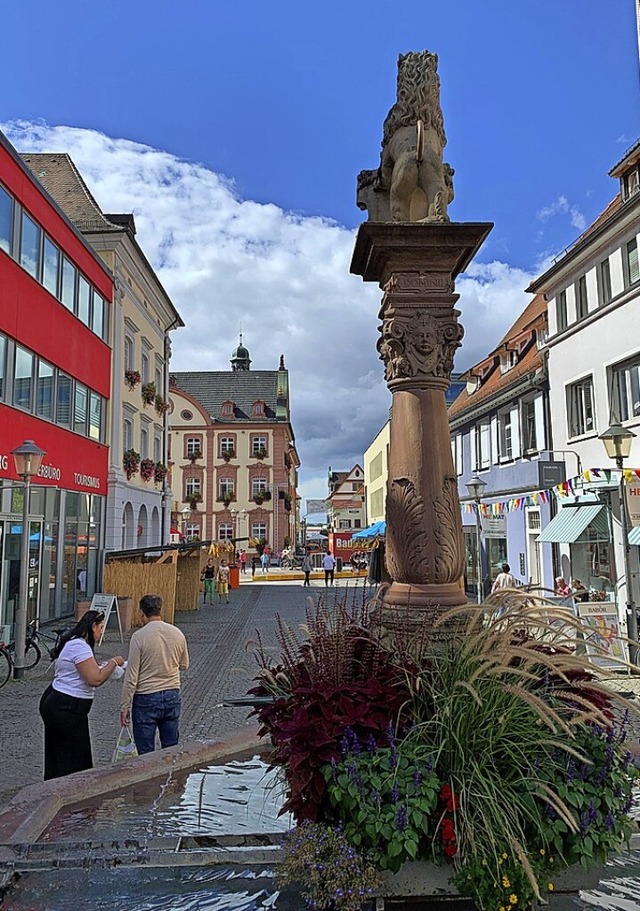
351, 222, 492, 631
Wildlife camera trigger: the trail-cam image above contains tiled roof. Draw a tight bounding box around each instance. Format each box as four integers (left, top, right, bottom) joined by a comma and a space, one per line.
21, 153, 124, 233
171, 371, 287, 422
448, 294, 547, 420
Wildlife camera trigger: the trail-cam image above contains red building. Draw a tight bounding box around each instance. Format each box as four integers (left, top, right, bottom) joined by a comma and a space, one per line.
0, 130, 113, 636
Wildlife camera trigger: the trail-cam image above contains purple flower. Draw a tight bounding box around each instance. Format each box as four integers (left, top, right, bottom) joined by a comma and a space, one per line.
413, 769, 422, 788
366, 734, 377, 753
396, 803, 408, 832
605, 812, 616, 832
391, 785, 400, 804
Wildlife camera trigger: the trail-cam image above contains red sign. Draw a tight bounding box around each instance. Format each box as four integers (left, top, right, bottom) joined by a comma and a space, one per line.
0, 405, 108, 494
329, 531, 357, 563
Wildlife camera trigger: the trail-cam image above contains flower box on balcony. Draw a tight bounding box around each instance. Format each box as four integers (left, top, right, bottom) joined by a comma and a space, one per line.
221, 449, 236, 462
140, 458, 155, 482
155, 394, 169, 416
188, 449, 203, 463
154, 462, 168, 485
141, 382, 156, 406
123, 449, 141, 480
124, 369, 141, 391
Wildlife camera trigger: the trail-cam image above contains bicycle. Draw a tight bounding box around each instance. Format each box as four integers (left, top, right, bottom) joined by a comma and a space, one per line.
6, 620, 69, 673
0, 641, 11, 688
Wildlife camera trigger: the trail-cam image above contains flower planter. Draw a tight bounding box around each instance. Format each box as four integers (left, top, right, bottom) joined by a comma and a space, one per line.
74, 600, 91, 621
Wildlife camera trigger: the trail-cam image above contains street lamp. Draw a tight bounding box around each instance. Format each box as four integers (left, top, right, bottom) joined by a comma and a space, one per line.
466, 475, 487, 605
599, 422, 637, 664
181, 506, 191, 540
10, 440, 46, 679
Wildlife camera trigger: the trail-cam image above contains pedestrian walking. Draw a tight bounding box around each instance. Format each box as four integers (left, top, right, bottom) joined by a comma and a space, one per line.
120, 594, 189, 755
251, 555, 257, 577
323, 551, 336, 586
217, 559, 231, 604
239, 550, 247, 574
301, 551, 313, 587
39, 610, 125, 780
261, 551, 269, 574
491, 563, 518, 592
200, 558, 216, 604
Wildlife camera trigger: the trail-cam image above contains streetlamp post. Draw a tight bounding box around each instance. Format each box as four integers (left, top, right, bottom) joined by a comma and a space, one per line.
599, 422, 638, 665
10, 440, 46, 679
466, 475, 487, 605
181, 506, 191, 540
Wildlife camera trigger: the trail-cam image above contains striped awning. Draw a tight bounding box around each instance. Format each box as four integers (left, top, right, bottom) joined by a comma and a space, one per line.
538, 504, 606, 544
629, 526, 640, 546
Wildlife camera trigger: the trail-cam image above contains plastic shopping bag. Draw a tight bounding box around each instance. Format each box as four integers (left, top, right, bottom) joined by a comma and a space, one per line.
112, 724, 138, 763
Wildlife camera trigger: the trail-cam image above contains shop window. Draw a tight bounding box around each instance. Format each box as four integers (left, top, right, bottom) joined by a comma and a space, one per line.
556, 290, 567, 332
251, 523, 267, 540
0, 184, 12, 254
625, 238, 639, 287
610, 354, 640, 421
567, 377, 595, 437
218, 523, 233, 540
42, 236, 60, 297
13, 345, 33, 410
57, 374, 72, 427
20, 211, 40, 279
598, 258, 612, 306
36, 359, 54, 419
575, 275, 588, 320
77, 275, 91, 326
74, 383, 88, 436
60, 256, 76, 311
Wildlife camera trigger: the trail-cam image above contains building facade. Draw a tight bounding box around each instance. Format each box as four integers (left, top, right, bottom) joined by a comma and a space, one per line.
169, 344, 299, 554
21, 154, 184, 552
0, 131, 113, 635
363, 422, 390, 526
528, 139, 640, 626
448, 294, 554, 597
327, 465, 366, 532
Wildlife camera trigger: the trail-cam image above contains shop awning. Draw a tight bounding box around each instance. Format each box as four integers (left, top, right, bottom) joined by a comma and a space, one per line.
353, 520, 386, 539
629, 526, 640, 546
538, 504, 606, 544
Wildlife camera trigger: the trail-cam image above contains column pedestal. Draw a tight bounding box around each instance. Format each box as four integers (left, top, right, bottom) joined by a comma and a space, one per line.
351, 221, 492, 635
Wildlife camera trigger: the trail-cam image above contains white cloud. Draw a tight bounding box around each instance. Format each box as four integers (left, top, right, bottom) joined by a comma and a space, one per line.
3, 120, 534, 497
536, 194, 586, 232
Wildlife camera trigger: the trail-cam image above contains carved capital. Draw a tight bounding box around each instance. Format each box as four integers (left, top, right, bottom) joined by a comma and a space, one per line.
376, 308, 463, 387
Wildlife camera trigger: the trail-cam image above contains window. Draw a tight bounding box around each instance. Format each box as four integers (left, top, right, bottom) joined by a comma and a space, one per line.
123, 416, 133, 451
251, 523, 267, 540
185, 523, 200, 540
252, 400, 264, 416
556, 290, 568, 332
155, 363, 163, 397
140, 425, 149, 459
252, 477, 267, 496
220, 436, 234, 455
92, 294, 105, 339
186, 437, 201, 457
473, 421, 490, 470
624, 169, 640, 200
13, 346, 33, 410
576, 275, 588, 320
154, 433, 162, 463
498, 411, 513, 460
218, 523, 233, 540
219, 477, 234, 497
500, 350, 517, 373
141, 351, 150, 384
186, 478, 201, 497
74, 383, 88, 435
180, 409, 193, 421
599, 258, 612, 306
221, 401, 234, 417
521, 399, 537, 452
0, 333, 5, 400
354, 519, 362, 529
610, 354, 640, 421
89, 392, 102, 441
57, 374, 72, 427
20, 212, 40, 279
77, 275, 91, 326
124, 335, 134, 371
36, 360, 54, 419
625, 238, 639, 287
339, 519, 351, 529
451, 434, 463, 475
60, 256, 76, 311
567, 377, 595, 437
0, 185, 12, 254
252, 436, 267, 457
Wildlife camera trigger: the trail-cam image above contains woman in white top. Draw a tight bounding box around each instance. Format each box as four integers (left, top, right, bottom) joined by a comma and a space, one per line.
39, 610, 124, 780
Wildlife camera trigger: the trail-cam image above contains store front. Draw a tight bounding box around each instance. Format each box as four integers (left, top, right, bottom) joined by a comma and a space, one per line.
539, 498, 615, 598
0, 408, 108, 640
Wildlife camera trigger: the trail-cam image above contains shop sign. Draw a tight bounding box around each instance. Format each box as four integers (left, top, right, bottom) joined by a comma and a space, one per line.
577, 602, 628, 667
481, 516, 506, 539
626, 478, 640, 527
306, 499, 326, 514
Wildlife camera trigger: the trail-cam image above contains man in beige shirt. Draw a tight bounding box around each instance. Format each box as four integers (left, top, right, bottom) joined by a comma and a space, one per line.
120, 594, 189, 754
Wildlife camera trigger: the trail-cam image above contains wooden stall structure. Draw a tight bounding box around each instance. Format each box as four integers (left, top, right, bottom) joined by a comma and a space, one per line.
103, 555, 178, 628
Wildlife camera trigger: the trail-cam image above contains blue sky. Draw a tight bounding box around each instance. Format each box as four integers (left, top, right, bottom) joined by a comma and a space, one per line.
2, 0, 639, 499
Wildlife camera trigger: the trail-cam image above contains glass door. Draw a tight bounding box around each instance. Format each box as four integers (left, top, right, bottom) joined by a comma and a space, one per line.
0, 519, 42, 640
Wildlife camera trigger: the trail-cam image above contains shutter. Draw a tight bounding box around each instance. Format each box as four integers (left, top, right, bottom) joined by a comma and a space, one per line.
456, 433, 463, 475
534, 394, 546, 451
470, 425, 477, 470
510, 406, 521, 459
489, 417, 498, 465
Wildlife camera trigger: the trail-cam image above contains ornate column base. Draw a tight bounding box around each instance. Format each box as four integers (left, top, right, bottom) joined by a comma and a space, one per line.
371, 582, 471, 647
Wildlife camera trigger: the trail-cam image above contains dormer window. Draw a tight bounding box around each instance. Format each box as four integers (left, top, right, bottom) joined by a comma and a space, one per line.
221, 400, 234, 419
252, 400, 265, 417
500, 351, 518, 374
623, 167, 640, 200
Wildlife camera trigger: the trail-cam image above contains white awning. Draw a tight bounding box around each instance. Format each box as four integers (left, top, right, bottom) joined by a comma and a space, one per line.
629, 526, 640, 546
538, 504, 606, 544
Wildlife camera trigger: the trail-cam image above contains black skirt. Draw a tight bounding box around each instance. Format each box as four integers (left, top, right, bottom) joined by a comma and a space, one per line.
39, 684, 93, 780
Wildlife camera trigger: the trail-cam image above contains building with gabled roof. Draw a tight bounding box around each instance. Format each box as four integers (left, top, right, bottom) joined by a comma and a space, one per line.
449, 293, 554, 598
169, 343, 300, 554
21, 151, 184, 552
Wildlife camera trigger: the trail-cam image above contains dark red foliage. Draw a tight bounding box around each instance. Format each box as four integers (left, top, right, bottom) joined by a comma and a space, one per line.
250, 669, 411, 821
435, 783, 459, 857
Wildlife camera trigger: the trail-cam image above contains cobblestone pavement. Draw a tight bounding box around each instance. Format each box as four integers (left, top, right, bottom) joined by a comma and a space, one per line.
0, 579, 363, 812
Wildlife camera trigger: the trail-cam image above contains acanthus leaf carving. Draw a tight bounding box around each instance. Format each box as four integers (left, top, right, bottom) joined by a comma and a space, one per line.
433, 476, 465, 582
385, 477, 431, 584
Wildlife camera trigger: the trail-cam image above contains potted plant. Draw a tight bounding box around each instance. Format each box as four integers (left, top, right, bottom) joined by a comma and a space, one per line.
283, 492, 292, 512
255, 446, 267, 460
188, 492, 202, 510
249, 595, 637, 911
122, 449, 141, 480
219, 491, 234, 506
124, 368, 141, 391
141, 381, 156, 406
139, 458, 155, 482
154, 462, 168, 485
222, 447, 236, 462
188, 448, 203, 464
263, 489, 272, 501
253, 492, 265, 505
155, 394, 170, 416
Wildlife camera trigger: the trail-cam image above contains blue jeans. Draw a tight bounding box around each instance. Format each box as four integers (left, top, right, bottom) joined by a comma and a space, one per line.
132, 689, 181, 754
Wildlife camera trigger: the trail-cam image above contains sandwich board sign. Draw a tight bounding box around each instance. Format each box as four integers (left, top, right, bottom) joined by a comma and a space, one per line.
577, 602, 627, 668
89, 593, 123, 645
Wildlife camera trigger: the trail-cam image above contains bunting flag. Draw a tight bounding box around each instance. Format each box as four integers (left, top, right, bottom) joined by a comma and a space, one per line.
459, 466, 640, 519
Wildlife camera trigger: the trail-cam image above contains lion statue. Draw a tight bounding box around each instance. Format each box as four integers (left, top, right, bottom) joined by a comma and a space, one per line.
357, 51, 455, 223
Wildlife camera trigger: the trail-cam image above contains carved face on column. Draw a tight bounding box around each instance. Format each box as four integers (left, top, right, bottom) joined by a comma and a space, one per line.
377, 310, 463, 382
